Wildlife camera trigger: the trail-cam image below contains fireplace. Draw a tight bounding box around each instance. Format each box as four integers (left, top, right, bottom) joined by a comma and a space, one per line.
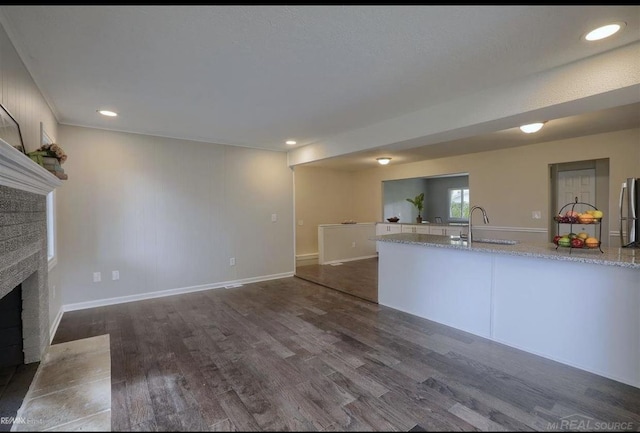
0, 284, 23, 367
0, 140, 61, 364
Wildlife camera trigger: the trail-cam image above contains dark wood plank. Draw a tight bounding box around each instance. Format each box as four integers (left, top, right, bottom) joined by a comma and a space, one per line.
295, 257, 378, 302
50, 272, 640, 432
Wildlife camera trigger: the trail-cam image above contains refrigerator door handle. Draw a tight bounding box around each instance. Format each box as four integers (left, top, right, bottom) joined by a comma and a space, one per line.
620, 182, 626, 246
630, 179, 637, 244
630, 179, 637, 220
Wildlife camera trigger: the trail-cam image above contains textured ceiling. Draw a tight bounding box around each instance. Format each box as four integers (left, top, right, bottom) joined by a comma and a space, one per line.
0, 5, 638, 165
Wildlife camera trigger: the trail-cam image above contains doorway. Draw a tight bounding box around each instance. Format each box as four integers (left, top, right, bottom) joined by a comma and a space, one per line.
549, 159, 609, 245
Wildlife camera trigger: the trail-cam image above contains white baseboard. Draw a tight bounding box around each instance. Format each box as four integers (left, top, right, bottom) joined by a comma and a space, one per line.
321, 254, 378, 265
49, 307, 64, 343
296, 253, 319, 266
62, 271, 294, 312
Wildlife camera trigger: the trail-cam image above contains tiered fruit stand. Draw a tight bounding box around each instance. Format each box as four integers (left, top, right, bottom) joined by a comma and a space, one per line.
554, 197, 603, 253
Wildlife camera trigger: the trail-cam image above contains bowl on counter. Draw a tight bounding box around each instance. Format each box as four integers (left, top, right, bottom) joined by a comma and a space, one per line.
387, 217, 400, 223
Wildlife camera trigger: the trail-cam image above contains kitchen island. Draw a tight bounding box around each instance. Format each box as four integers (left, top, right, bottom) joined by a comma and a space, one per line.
373, 232, 639, 388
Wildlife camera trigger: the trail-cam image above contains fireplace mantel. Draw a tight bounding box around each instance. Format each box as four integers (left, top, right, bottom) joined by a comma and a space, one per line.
0, 139, 61, 195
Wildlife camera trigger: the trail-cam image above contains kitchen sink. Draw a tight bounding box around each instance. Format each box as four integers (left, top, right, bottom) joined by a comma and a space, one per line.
471, 238, 518, 245
450, 236, 517, 245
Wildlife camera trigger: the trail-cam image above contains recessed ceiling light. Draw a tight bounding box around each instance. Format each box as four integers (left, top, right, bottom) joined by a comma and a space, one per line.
97, 109, 118, 117
584, 22, 625, 41
377, 157, 392, 165
519, 122, 545, 134
286, 140, 296, 145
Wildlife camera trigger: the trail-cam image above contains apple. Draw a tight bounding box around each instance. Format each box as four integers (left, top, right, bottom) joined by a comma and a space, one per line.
558, 236, 571, 247
570, 238, 584, 248
553, 235, 562, 245
565, 210, 579, 218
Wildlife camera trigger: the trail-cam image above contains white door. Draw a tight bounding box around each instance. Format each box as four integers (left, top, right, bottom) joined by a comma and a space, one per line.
557, 169, 596, 238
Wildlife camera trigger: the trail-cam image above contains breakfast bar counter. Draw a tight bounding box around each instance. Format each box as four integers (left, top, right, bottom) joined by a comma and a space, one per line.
372, 232, 639, 269
373, 233, 640, 388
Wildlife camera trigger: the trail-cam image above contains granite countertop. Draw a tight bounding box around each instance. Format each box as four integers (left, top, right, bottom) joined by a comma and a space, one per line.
372, 232, 640, 269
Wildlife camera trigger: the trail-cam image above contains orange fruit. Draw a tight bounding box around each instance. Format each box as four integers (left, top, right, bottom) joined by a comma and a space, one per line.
585, 237, 599, 248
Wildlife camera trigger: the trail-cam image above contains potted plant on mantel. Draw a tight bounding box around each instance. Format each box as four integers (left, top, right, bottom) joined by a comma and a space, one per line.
406, 192, 425, 223
27, 143, 68, 180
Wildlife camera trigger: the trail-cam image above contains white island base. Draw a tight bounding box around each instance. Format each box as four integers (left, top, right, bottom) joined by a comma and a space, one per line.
377, 240, 640, 388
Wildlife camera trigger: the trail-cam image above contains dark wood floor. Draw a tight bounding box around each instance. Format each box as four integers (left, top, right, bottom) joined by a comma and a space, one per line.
295, 258, 378, 303
51, 276, 640, 431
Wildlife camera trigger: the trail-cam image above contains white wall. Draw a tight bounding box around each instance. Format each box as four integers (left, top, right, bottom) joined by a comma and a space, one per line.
293, 165, 356, 264
57, 125, 294, 306
0, 22, 61, 333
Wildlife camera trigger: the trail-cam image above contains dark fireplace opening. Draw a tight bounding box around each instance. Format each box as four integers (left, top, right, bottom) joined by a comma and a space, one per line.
0, 284, 23, 368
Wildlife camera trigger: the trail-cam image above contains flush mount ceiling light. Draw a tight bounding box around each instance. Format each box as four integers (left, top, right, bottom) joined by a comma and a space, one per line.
285, 140, 297, 145
376, 157, 392, 165
97, 109, 118, 117
519, 122, 545, 134
584, 22, 625, 41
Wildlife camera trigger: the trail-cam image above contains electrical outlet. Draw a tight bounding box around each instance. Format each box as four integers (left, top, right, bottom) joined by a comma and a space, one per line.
532, 210, 542, 219
298, 219, 303, 226
229, 257, 235, 266
351, 241, 356, 248
271, 213, 277, 222
112, 270, 120, 280
93, 272, 101, 283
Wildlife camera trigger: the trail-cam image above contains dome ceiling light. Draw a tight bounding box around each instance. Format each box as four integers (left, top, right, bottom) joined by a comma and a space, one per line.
377, 157, 392, 165
584, 22, 625, 41
519, 122, 545, 134
97, 109, 118, 117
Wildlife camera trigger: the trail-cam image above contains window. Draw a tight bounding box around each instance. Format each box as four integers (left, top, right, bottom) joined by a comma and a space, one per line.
46, 190, 56, 270
449, 188, 469, 220
41, 123, 57, 270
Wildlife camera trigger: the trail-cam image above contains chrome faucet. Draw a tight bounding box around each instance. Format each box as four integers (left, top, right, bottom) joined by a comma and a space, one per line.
468, 205, 489, 243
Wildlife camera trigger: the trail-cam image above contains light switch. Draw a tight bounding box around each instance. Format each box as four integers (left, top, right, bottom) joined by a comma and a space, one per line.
298, 219, 303, 226
93, 272, 101, 283
271, 213, 277, 222
532, 211, 541, 219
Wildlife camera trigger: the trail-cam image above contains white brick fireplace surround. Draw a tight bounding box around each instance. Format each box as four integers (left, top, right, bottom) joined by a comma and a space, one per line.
0, 139, 61, 363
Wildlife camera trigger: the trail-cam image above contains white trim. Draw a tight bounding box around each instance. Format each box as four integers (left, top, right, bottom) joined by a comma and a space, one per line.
62, 271, 294, 312
49, 307, 63, 344
321, 254, 378, 265
296, 253, 319, 260
0, 139, 61, 195
48, 256, 58, 272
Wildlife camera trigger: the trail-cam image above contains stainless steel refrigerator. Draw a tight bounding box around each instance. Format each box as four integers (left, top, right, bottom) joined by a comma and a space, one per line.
620, 177, 639, 248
